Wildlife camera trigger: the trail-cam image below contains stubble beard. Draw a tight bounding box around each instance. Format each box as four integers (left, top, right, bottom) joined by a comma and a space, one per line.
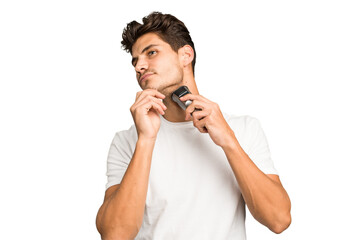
150, 70, 184, 98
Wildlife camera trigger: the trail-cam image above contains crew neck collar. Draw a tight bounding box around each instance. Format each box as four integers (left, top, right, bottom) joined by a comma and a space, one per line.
159, 112, 230, 128
160, 115, 194, 128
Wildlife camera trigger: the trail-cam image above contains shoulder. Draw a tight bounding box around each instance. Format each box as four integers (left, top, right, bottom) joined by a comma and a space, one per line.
112, 124, 138, 148
224, 113, 262, 132
223, 113, 266, 147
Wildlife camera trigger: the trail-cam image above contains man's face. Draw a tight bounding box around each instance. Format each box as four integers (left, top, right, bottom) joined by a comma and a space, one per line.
131, 33, 183, 94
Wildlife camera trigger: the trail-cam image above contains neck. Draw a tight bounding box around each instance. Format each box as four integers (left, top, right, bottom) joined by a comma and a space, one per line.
162, 74, 199, 123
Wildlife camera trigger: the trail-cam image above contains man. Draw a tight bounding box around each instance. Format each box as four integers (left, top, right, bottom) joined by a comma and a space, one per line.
96, 12, 291, 240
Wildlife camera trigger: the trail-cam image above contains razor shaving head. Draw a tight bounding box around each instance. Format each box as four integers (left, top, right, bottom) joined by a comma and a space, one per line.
171, 86, 192, 110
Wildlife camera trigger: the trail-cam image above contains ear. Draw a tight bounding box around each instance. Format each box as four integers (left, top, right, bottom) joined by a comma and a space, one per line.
178, 45, 194, 68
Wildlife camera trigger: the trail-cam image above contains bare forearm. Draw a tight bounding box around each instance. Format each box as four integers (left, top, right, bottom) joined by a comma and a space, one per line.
222, 137, 291, 233
97, 138, 155, 239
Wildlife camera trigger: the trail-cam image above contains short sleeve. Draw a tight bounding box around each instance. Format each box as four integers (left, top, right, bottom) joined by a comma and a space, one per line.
246, 117, 278, 175
105, 131, 133, 190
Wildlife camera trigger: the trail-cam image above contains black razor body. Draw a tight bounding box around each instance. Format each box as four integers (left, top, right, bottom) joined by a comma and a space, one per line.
171, 86, 193, 110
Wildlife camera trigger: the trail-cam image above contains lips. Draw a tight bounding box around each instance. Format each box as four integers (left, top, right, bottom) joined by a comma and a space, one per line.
139, 73, 153, 83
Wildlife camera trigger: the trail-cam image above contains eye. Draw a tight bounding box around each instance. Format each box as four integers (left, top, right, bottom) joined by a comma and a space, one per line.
148, 50, 157, 56
132, 60, 137, 67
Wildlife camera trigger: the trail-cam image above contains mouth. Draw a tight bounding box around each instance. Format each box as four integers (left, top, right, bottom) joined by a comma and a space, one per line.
139, 73, 154, 84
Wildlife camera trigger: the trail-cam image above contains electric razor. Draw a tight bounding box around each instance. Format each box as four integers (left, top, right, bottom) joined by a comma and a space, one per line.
171, 86, 193, 110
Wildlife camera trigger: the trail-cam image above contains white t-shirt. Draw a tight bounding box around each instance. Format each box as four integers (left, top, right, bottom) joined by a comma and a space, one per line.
106, 113, 278, 239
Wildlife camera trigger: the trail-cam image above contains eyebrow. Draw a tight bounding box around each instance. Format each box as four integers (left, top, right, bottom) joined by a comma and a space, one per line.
131, 44, 159, 67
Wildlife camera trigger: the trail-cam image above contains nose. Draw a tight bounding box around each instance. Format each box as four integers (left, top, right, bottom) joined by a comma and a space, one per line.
135, 57, 148, 75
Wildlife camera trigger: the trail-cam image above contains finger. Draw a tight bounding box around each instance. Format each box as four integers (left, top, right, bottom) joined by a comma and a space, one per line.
139, 100, 166, 115
185, 100, 206, 120
147, 96, 167, 110
192, 109, 208, 121
132, 96, 167, 115
136, 89, 165, 101
136, 91, 165, 104
180, 94, 211, 103
135, 95, 167, 111
193, 117, 208, 133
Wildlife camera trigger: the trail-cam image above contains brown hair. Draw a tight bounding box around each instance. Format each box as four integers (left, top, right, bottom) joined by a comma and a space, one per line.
121, 12, 196, 74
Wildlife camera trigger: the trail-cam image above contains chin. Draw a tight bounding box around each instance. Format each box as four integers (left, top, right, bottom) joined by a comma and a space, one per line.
160, 84, 183, 96
142, 78, 183, 96
143, 83, 160, 91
